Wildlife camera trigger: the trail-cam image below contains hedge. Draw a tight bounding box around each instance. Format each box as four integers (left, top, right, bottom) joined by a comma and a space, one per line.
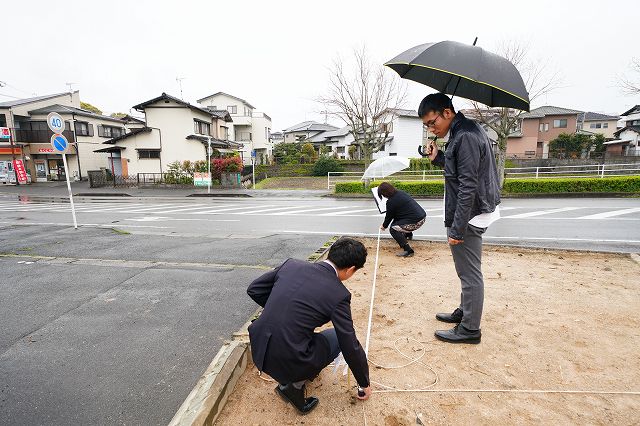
335, 176, 640, 195
502, 176, 640, 193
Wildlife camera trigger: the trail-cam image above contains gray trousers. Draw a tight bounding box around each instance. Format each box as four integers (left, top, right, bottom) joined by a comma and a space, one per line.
448, 224, 486, 330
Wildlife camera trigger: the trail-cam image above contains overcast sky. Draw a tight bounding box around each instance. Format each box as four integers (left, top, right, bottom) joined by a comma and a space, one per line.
2, 0, 638, 130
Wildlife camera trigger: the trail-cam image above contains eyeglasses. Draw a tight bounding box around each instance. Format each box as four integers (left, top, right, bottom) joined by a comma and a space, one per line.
423, 114, 442, 128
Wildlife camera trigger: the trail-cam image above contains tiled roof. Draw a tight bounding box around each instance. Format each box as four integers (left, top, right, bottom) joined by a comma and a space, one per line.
521, 106, 583, 119
0, 92, 74, 108
28, 104, 125, 123
282, 121, 339, 133
577, 112, 619, 122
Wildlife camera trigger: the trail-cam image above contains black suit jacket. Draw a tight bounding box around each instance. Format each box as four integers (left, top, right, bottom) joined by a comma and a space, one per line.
247, 259, 370, 387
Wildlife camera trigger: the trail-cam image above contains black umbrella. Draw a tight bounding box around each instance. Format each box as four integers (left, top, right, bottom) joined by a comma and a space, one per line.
385, 40, 530, 111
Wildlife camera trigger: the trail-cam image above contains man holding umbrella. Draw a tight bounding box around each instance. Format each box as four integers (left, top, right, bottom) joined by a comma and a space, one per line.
420, 92, 501, 344
385, 40, 530, 343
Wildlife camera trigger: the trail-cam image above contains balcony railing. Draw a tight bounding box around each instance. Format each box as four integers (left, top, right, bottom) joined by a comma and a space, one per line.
13, 129, 76, 144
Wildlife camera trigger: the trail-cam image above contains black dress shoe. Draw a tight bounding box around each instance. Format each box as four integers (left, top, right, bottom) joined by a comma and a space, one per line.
396, 249, 414, 257
407, 232, 413, 241
275, 383, 319, 414
435, 324, 481, 344
435, 307, 463, 323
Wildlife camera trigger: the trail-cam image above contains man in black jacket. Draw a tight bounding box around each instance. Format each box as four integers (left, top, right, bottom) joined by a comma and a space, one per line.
247, 237, 371, 414
419, 93, 501, 344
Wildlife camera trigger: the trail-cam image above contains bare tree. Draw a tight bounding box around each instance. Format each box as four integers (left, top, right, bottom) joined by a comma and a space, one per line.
617, 57, 640, 95
471, 40, 561, 187
318, 47, 407, 167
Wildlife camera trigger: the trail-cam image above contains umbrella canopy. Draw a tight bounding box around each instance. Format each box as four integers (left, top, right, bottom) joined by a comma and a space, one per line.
385, 41, 530, 111
362, 156, 410, 180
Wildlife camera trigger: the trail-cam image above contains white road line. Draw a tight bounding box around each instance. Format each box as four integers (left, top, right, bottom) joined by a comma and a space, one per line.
322, 208, 378, 216
188, 205, 268, 214
577, 207, 640, 219
237, 206, 299, 214
114, 204, 198, 213
503, 207, 583, 218
149, 204, 229, 214
70, 203, 153, 212
271, 206, 355, 215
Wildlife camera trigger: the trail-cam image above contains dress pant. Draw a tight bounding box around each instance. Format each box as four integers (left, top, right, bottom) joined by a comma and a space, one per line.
448, 224, 486, 330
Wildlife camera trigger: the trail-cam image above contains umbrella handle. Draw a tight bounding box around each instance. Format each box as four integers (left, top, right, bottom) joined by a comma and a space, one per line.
417, 145, 428, 158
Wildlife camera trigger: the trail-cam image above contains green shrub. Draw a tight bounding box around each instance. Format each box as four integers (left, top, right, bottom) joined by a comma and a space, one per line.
503, 176, 640, 193
313, 157, 344, 176
335, 182, 367, 193
335, 176, 640, 195
409, 157, 434, 171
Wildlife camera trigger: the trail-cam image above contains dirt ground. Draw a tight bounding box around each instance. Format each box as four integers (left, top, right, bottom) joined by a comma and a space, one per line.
216, 239, 640, 425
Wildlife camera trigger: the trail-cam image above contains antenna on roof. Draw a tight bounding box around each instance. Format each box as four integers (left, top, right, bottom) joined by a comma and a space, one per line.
65, 82, 76, 93
320, 110, 329, 124
176, 76, 186, 100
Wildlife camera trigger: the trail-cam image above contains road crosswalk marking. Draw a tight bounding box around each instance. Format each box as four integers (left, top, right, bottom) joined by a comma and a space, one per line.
504, 207, 583, 218
577, 207, 640, 219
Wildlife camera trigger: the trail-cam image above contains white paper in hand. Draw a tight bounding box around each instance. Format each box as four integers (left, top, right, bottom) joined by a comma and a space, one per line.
371, 186, 387, 214
332, 352, 349, 376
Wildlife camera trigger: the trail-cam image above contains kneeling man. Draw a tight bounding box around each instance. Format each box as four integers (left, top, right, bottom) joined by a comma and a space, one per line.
247, 237, 371, 414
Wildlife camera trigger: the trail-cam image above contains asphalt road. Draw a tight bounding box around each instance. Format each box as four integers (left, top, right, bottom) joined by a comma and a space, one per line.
0, 195, 638, 252
0, 224, 329, 425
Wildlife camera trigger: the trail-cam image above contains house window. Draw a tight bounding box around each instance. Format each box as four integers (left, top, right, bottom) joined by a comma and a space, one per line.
74, 121, 93, 136
590, 123, 602, 129
210, 105, 217, 110
194, 120, 211, 136
603, 123, 608, 128
238, 132, 252, 141
336, 147, 345, 154
382, 122, 393, 133
539, 123, 549, 131
138, 150, 160, 159
98, 125, 125, 138
553, 119, 567, 128
227, 105, 237, 114
379, 144, 385, 152
389, 152, 397, 156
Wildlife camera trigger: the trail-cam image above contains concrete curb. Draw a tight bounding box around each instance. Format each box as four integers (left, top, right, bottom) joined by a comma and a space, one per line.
631, 253, 640, 266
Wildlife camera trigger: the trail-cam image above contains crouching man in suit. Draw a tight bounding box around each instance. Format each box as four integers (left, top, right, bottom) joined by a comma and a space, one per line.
247, 237, 371, 415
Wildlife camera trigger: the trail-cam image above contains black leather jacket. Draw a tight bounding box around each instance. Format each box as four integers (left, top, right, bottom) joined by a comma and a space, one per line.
432, 112, 501, 240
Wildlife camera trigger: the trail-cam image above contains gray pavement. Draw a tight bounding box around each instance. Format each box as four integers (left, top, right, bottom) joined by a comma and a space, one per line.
0, 225, 330, 425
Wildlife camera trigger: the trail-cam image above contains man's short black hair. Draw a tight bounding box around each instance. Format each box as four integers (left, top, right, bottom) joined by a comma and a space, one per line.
418, 93, 456, 117
327, 237, 367, 270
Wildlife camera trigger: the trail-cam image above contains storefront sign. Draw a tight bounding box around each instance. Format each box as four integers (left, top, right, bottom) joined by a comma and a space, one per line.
38, 147, 55, 153
0, 147, 22, 155
0, 127, 11, 139
13, 159, 28, 184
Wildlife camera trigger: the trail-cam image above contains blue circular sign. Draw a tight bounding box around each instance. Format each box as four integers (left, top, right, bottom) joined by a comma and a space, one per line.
50, 133, 69, 153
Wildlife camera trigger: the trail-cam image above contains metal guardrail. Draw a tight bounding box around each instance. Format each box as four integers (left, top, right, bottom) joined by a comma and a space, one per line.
327, 163, 640, 189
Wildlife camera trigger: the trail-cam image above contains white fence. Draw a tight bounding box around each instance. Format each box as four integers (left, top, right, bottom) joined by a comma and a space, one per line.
327, 163, 640, 189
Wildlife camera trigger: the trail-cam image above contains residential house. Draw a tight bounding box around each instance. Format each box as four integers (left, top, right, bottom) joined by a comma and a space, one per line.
282, 121, 338, 144
270, 131, 284, 145
604, 105, 640, 158
308, 126, 354, 159
370, 109, 425, 160
508, 106, 583, 159
197, 92, 272, 165
0, 91, 142, 183
95, 93, 239, 176
577, 112, 619, 139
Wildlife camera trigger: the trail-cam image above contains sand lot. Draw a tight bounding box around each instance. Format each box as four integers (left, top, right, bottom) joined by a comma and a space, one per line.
217, 239, 640, 425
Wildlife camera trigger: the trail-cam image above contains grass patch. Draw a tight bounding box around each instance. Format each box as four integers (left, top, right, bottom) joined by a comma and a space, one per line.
111, 228, 131, 235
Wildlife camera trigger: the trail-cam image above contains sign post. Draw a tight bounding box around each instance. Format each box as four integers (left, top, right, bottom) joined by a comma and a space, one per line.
47, 113, 77, 229
207, 137, 212, 194
251, 149, 256, 189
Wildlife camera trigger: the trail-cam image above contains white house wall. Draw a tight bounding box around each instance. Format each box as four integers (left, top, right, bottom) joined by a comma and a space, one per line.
373, 116, 423, 160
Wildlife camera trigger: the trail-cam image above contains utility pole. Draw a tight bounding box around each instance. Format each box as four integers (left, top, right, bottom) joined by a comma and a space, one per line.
176, 77, 186, 100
